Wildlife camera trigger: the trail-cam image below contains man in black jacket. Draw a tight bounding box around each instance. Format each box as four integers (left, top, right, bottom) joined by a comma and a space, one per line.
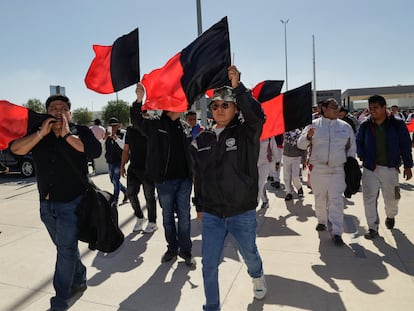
190, 66, 267, 310
10, 95, 101, 311
131, 85, 194, 266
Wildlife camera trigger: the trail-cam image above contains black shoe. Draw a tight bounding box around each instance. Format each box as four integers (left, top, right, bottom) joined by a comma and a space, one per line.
70, 283, 87, 297
332, 235, 344, 246
297, 188, 304, 198
385, 217, 395, 229
261, 201, 269, 209
364, 229, 378, 240
268, 176, 274, 182
122, 195, 129, 204
161, 249, 177, 263
315, 224, 326, 231
284, 193, 293, 201
178, 250, 196, 266
271, 181, 280, 189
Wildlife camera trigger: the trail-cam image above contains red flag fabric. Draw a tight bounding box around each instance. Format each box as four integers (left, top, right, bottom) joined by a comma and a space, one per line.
141, 17, 231, 112
85, 28, 139, 94
407, 122, 414, 132
0, 100, 50, 149
260, 83, 312, 140
252, 80, 284, 103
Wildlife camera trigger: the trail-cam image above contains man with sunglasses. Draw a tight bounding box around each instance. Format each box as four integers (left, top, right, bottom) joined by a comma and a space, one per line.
298, 98, 356, 246
189, 65, 267, 310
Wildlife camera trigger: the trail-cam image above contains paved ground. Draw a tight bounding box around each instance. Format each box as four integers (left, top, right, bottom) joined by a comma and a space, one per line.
1, 164, 414, 311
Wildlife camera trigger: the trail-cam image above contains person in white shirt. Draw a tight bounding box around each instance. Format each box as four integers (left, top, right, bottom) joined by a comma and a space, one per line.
89, 118, 106, 142
298, 98, 356, 246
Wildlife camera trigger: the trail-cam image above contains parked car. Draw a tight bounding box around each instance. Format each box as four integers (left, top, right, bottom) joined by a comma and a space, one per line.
0, 148, 35, 177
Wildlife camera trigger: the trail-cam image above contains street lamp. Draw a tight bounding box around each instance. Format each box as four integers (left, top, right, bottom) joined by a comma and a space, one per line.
280, 19, 289, 91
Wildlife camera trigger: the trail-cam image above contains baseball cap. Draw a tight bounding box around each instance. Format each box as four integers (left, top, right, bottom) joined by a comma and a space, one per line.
108, 117, 119, 125
211, 86, 236, 103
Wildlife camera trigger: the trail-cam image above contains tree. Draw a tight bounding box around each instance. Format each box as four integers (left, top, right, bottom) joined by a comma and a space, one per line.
101, 100, 130, 126
72, 108, 93, 126
24, 98, 45, 113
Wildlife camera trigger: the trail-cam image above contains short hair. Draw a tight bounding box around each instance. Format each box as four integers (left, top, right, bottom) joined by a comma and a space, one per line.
319, 98, 338, 116
368, 95, 386, 107
45, 94, 71, 110
185, 111, 197, 118
94, 118, 102, 125
339, 107, 348, 114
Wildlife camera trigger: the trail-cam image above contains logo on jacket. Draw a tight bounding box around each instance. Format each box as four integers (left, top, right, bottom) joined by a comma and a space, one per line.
225, 138, 237, 151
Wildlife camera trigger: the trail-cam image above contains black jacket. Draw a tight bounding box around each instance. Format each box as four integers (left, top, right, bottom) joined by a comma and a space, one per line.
190, 83, 265, 217
130, 103, 192, 183
344, 156, 361, 198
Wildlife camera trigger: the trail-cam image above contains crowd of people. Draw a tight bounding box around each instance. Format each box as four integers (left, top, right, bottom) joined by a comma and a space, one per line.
5, 66, 414, 310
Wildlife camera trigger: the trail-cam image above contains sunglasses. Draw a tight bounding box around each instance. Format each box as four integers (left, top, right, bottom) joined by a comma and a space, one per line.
210, 102, 232, 111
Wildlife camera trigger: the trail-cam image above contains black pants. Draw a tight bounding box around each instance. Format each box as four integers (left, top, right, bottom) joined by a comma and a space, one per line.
127, 167, 157, 223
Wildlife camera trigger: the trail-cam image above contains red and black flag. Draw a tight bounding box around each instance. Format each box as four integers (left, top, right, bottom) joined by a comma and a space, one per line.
260, 82, 312, 140
0, 100, 50, 149
252, 80, 284, 103
85, 28, 140, 94
141, 17, 231, 112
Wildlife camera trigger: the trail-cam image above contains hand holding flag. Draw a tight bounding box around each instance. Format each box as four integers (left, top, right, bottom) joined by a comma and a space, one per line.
141, 17, 231, 112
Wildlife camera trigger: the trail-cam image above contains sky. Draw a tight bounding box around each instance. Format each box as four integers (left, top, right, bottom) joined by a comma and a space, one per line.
1, 0, 413, 111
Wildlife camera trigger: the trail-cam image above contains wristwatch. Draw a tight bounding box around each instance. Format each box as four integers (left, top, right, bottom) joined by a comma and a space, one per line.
63, 132, 72, 140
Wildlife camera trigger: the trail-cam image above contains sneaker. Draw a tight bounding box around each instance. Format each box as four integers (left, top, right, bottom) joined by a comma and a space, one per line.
385, 217, 395, 229
161, 249, 178, 263
133, 217, 145, 232
261, 201, 269, 209
143, 222, 158, 233
122, 195, 129, 204
315, 224, 326, 231
297, 188, 304, 198
178, 250, 196, 266
271, 181, 280, 189
252, 275, 267, 300
284, 193, 293, 201
364, 229, 378, 240
332, 235, 344, 246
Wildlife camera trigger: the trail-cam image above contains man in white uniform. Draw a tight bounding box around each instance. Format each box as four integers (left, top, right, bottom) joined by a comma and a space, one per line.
298, 98, 356, 246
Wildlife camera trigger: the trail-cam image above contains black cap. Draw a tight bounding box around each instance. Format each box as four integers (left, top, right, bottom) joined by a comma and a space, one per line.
108, 117, 119, 125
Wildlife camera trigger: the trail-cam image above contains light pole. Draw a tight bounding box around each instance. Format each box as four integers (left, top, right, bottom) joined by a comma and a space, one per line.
280, 19, 289, 91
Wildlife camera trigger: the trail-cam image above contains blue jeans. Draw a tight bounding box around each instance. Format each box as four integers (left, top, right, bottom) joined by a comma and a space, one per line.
108, 162, 127, 203
156, 178, 192, 253
40, 195, 86, 311
202, 210, 263, 311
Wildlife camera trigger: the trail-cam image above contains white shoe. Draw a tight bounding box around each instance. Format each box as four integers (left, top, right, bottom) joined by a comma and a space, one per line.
133, 218, 145, 232
252, 275, 267, 300
143, 222, 158, 233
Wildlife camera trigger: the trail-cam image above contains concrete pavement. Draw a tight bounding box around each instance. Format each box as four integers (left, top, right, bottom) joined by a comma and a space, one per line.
1, 167, 414, 311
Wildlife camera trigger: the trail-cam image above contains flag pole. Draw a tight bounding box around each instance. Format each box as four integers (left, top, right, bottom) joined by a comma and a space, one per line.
196, 0, 208, 127
312, 35, 317, 108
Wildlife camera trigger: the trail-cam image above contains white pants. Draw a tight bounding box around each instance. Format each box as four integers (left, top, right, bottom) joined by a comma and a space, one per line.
310, 165, 346, 235
362, 165, 400, 231
269, 147, 283, 182
283, 155, 302, 194
258, 161, 271, 203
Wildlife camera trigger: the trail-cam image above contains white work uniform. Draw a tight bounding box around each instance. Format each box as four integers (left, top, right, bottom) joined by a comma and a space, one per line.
257, 138, 277, 204
298, 117, 356, 235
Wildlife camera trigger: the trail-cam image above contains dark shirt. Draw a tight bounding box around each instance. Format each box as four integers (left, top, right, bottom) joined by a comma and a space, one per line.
31, 125, 101, 202
105, 130, 125, 164
165, 118, 189, 180
125, 126, 147, 170
374, 120, 388, 166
